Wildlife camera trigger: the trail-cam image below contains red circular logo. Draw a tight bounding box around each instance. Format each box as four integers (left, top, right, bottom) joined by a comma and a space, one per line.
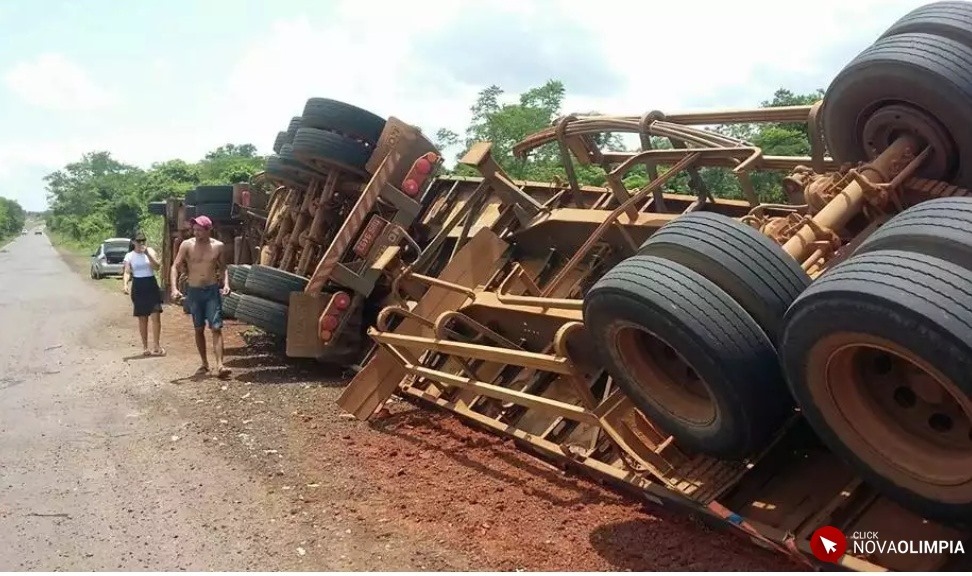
810, 525, 847, 564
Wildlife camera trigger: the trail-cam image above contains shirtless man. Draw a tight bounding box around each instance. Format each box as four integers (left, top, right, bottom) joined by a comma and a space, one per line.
170, 215, 232, 378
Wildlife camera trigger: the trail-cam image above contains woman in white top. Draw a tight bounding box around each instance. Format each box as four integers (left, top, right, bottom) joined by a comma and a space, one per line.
123, 231, 165, 356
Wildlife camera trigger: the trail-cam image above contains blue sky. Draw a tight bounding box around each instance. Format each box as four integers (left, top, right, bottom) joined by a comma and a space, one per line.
0, 0, 929, 211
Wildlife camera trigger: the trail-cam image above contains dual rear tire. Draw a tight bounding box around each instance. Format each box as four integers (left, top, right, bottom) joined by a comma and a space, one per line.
584, 1, 972, 521
585, 203, 972, 524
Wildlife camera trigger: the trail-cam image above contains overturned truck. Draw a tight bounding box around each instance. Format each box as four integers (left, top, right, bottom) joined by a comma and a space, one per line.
229, 99, 626, 368
338, 2, 972, 571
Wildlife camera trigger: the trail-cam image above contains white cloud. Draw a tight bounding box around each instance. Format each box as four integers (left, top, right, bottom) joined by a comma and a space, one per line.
0, 0, 939, 210
214, 0, 931, 154
3, 52, 119, 112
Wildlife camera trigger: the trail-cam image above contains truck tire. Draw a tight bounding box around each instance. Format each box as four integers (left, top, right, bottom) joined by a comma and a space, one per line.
781, 250, 972, 525
853, 196, 972, 273
301, 98, 386, 145
879, 1, 972, 47
235, 294, 288, 337
147, 201, 166, 216
292, 127, 371, 174
243, 264, 308, 304
193, 185, 234, 204
273, 131, 288, 153
279, 143, 329, 178
227, 264, 251, 292
286, 116, 302, 141
822, 32, 972, 187
584, 255, 794, 459
223, 292, 241, 319
193, 201, 233, 222
265, 155, 312, 190
637, 212, 810, 345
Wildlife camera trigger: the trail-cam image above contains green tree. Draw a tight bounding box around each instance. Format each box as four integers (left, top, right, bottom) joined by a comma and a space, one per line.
0, 197, 27, 240
44, 144, 264, 247
437, 82, 822, 201
437, 80, 622, 186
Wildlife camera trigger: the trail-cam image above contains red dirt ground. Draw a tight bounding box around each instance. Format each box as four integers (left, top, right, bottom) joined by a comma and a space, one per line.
123, 303, 802, 571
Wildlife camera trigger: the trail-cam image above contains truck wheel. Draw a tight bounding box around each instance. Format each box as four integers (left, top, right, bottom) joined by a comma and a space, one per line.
584, 255, 794, 459
147, 201, 166, 216
193, 201, 233, 222
227, 264, 251, 292
223, 292, 241, 319
822, 32, 972, 187
879, 1, 972, 46
286, 116, 302, 142
279, 143, 328, 179
781, 250, 972, 524
301, 98, 386, 146
235, 294, 288, 337
292, 127, 371, 175
193, 185, 234, 204
243, 264, 309, 305
265, 155, 312, 190
273, 131, 288, 153
637, 212, 810, 346
854, 197, 972, 273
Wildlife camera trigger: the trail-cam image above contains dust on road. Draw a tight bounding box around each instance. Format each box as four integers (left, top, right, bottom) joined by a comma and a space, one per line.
0, 231, 797, 571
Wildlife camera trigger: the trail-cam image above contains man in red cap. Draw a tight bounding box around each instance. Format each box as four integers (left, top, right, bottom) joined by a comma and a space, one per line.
170, 215, 232, 378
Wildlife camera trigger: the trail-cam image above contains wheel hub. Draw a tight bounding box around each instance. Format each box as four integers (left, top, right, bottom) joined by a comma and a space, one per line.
613, 325, 716, 427
807, 332, 972, 499
861, 104, 955, 180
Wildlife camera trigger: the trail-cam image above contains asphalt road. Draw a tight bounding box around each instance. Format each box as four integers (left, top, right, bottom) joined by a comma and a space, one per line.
0, 230, 298, 570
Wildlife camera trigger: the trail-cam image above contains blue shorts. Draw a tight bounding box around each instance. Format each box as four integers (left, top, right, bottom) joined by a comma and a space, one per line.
186, 284, 223, 330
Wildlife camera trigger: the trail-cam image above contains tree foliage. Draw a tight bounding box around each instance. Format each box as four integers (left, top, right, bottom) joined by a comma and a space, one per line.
44, 145, 265, 247
0, 196, 26, 241
436, 84, 825, 203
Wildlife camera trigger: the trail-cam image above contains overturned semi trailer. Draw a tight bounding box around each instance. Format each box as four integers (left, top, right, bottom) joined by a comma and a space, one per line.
339, 2, 972, 571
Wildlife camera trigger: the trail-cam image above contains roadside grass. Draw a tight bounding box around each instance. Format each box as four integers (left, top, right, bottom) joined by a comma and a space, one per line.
0, 232, 18, 250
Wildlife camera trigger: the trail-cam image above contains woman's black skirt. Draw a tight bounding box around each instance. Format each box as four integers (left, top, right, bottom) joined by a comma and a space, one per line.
131, 275, 163, 317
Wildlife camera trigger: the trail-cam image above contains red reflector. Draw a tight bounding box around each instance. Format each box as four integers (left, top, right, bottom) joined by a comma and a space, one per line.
333, 292, 351, 310
321, 314, 338, 331
320, 329, 333, 342
414, 157, 431, 174
403, 179, 419, 196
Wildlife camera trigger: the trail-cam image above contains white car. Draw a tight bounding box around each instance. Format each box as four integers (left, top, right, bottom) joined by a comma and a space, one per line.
90, 238, 132, 279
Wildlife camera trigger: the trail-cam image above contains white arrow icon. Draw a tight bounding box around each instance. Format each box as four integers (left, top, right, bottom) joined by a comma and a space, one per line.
820, 536, 837, 554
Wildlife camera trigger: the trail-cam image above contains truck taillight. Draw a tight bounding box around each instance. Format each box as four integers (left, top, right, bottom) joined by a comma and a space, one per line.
333, 292, 351, 310
318, 291, 351, 343
401, 152, 439, 198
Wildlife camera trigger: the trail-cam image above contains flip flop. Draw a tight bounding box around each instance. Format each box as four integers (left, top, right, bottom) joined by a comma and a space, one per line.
151, 347, 166, 357
215, 366, 232, 379
142, 349, 152, 357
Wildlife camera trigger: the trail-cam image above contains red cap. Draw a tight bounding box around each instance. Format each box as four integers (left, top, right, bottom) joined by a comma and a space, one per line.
190, 215, 213, 229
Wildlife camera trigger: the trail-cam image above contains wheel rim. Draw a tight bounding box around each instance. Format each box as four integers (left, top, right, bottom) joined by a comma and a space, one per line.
613, 324, 716, 426
806, 332, 972, 502
860, 103, 955, 180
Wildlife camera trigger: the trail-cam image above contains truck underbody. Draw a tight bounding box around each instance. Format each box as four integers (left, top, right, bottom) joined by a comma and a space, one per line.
153, 2, 972, 571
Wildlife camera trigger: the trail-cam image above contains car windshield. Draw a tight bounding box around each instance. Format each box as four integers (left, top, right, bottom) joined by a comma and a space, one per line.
104, 241, 130, 252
